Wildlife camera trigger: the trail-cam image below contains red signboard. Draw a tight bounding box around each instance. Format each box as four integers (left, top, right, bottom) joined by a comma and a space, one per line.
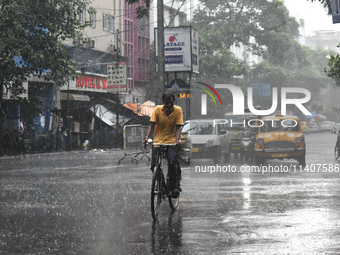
76, 76, 108, 90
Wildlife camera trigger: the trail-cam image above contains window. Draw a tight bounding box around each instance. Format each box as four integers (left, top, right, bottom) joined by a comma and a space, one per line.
79, 11, 86, 25
103, 14, 107, 30
179, 13, 187, 26
182, 122, 216, 135
169, 9, 176, 27
103, 14, 114, 32
125, 20, 133, 43
89, 10, 96, 28
261, 120, 300, 133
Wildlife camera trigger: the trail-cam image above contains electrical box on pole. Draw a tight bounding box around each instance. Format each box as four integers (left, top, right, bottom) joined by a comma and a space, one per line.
332, 0, 340, 23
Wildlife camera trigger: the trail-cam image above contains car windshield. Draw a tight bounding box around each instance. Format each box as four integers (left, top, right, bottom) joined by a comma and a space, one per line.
225, 115, 257, 129
182, 122, 216, 135
260, 119, 300, 132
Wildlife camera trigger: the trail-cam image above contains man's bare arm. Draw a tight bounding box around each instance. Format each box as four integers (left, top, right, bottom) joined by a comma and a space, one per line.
175, 125, 182, 146
143, 123, 155, 147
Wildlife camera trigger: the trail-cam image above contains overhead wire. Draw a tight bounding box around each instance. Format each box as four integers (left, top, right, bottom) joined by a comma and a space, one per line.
89, 0, 191, 23
74, 0, 196, 66
2, 1, 301, 45
83, 0, 198, 40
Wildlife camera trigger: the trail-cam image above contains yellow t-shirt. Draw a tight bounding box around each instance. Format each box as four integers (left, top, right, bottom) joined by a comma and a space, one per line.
150, 105, 184, 144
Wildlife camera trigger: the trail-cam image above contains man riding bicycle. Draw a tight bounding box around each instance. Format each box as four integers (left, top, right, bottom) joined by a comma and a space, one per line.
144, 92, 183, 198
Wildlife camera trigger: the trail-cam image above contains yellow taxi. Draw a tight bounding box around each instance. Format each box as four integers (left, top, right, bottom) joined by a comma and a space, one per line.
254, 115, 306, 166
300, 121, 310, 133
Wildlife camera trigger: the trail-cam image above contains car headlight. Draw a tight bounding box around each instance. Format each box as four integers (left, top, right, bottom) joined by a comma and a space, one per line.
295, 137, 303, 144
256, 138, 264, 145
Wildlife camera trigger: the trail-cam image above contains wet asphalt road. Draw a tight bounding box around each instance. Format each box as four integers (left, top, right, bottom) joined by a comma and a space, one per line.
1, 132, 340, 254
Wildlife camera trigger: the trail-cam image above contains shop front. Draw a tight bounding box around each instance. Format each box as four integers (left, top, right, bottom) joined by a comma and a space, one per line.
57, 72, 137, 150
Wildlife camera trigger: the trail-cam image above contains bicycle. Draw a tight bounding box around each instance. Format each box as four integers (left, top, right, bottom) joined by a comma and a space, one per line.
335, 131, 340, 160
147, 140, 181, 221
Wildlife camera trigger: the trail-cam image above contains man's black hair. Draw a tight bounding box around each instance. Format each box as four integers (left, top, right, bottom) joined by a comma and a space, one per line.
162, 91, 175, 102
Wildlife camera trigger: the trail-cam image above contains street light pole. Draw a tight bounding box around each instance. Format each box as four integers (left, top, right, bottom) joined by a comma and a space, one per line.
157, 0, 165, 102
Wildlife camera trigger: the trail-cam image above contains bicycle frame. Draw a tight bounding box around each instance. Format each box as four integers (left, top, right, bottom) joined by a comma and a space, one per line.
150, 143, 179, 220
154, 144, 175, 196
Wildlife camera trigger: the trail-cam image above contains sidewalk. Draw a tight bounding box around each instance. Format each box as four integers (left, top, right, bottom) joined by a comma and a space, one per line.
0, 147, 125, 161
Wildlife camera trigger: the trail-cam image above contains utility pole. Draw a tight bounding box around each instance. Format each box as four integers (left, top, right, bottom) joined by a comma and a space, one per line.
157, 0, 165, 102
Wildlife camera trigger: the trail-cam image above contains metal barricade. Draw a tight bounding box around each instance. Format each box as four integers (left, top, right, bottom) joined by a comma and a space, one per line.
142, 125, 149, 140
119, 125, 149, 164
140, 125, 152, 162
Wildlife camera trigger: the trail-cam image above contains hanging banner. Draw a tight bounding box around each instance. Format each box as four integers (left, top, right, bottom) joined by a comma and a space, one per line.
107, 61, 128, 93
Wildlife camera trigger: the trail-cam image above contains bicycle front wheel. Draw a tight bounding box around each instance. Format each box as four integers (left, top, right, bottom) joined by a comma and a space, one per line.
169, 163, 180, 210
169, 195, 179, 210
335, 143, 339, 160
151, 167, 162, 220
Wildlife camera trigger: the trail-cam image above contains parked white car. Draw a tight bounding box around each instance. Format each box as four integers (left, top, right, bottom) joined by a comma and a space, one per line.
308, 123, 319, 132
335, 123, 340, 133
320, 121, 335, 133
181, 119, 231, 164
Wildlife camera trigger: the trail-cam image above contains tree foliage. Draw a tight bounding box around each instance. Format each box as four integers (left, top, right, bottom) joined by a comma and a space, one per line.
188, 0, 300, 79
125, 0, 150, 18
250, 40, 330, 88
309, 0, 332, 14
325, 50, 340, 85
193, 0, 299, 53
183, 0, 333, 118
0, 0, 92, 102
319, 0, 340, 88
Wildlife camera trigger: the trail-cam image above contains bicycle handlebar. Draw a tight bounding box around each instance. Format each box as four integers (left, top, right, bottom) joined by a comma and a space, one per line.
153, 143, 177, 146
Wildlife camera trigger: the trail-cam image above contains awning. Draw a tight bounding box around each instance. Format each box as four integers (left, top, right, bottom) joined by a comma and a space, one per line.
60, 92, 90, 102
123, 102, 155, 117
142, 100, 155, 106
90, 104, 130, 126
96, 97, 137, 118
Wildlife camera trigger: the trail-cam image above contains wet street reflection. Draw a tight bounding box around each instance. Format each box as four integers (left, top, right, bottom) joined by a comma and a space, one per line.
1, 133, 340, 254
151, 212, 183, 254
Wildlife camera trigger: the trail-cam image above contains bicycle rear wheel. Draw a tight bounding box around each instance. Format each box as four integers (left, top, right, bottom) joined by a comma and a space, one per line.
151, 167, 162, 220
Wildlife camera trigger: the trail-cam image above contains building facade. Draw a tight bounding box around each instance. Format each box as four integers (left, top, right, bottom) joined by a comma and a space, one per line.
124, 1, 150, 103
55, 0, 152, 149
305, 30, 340, 53
149, 0, 198, 42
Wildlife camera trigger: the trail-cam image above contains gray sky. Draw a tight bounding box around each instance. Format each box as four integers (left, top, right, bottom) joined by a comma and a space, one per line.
284, 0, 340, 36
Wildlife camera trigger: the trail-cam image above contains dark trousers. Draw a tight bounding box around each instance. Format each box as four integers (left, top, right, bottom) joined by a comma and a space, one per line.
151, 146, 179, 192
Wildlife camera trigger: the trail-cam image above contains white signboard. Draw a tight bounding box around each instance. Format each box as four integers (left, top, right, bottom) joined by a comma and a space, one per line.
191, 28, 199, 73
155, 26, 199, 73
107, 62, 128, 93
